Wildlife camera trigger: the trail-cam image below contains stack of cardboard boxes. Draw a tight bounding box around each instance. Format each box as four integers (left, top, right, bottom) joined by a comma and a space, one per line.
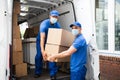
12, 1, 27, 77
45, 28, 74, 73
45, 28, 75, 62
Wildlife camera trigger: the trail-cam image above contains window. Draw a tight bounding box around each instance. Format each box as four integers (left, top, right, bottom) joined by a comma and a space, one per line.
19, 22, 28, 39
96, 0, 108, 50
115, 0, 120, 51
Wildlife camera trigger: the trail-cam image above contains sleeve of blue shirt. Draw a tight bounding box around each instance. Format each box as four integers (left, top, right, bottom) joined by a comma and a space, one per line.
72, 37, 86, 50
56, 22, 61, 28
40, 21, 47, 33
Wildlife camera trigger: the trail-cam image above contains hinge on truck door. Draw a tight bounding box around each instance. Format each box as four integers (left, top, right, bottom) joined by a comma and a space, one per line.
4, 11, 7, 16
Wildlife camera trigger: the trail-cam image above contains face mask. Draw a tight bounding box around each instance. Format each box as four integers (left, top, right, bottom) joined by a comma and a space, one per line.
50, 17, 58, 24
72, 29, 79, 36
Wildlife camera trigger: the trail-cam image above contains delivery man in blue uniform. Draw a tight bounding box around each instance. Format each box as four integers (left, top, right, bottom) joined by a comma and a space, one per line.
48, 22, 87, 80
34, 10, 61, 80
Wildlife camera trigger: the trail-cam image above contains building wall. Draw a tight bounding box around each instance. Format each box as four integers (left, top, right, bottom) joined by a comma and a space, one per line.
96, 0, 120, 79
100, 55, 120, 80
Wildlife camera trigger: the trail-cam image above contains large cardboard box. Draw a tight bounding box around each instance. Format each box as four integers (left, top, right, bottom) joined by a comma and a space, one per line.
14, 63, 27, 77
13, 14, 18, 27
13, 1, 20, 14
33, 26, 39, 36
12, 51, 23, 65
47, 28, 74, 47
23, 28, 30, 38
13, 39, 22, 51
24, 27, 39, 39
13, 26, 20, 39
45, 44, 70, 62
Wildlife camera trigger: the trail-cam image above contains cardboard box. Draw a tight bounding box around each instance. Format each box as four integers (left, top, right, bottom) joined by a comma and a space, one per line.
33, 26, 39, 36
13, 39, 22, 51
47, 28, 74, 47
23, 28, 30, 38
45, 44, 70, 62
13, 1, 20, 14
24, 27, 39, 39
14, 63, 27, 77
12, 51, 23, 65
13, 26, 20, 39
13, 14, 18, 27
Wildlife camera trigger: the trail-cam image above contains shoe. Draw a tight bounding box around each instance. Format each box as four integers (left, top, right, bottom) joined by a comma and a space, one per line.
50, 75, 56, 80
34, 74, 41, 78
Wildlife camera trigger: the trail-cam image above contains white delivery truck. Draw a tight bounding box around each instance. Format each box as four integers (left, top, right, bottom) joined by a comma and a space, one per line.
0, 0, 99, 80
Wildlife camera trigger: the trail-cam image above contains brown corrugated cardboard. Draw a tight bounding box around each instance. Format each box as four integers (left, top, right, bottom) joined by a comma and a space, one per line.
13, 26, 20, 39
12, 51, 23, 65
47, 28, 74, 47
14, 63, 27, 77
23, 28, 29, 38
33, 26, 39, 36
13, 1, 20, 14
24, 27, 39, 38
45, 44, 70, 62
13, 39, 22, 51
13, 14, 18, 27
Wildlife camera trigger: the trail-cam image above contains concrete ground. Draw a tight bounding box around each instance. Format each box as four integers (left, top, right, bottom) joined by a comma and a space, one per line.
16, 68, 70, 80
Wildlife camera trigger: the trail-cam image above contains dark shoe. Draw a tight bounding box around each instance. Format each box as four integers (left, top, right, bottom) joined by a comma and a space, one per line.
34, 74, 41, 78
50, 75, 56, 80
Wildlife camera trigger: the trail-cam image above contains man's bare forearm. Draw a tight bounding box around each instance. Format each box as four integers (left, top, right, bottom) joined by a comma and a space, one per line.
40, 33, 45, 54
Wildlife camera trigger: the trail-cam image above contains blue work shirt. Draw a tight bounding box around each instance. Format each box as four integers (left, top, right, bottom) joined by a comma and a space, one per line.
70, 34, 87, 72
40, 19, 61, 43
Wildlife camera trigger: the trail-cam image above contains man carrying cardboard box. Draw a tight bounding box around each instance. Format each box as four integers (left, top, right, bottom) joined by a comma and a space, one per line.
48, 22, 87, 80
34, 10, 61, 80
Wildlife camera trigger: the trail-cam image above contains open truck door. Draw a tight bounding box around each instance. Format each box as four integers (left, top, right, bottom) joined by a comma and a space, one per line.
0, 0, 13, 80
0, 0, 99, 79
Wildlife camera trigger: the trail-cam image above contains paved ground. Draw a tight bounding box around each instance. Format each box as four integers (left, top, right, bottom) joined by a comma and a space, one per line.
16, 68, 70, 80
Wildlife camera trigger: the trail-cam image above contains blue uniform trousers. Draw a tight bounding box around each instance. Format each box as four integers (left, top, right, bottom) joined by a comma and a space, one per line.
35, 40, 58, 76
71, 65, 86, 80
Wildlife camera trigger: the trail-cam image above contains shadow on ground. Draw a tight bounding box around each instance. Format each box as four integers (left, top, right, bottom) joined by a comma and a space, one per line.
16, 68, 70, 80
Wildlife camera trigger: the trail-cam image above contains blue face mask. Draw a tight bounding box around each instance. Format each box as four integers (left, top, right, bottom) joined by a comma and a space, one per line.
50, 17, 58, 24
72, 29, 79, 36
